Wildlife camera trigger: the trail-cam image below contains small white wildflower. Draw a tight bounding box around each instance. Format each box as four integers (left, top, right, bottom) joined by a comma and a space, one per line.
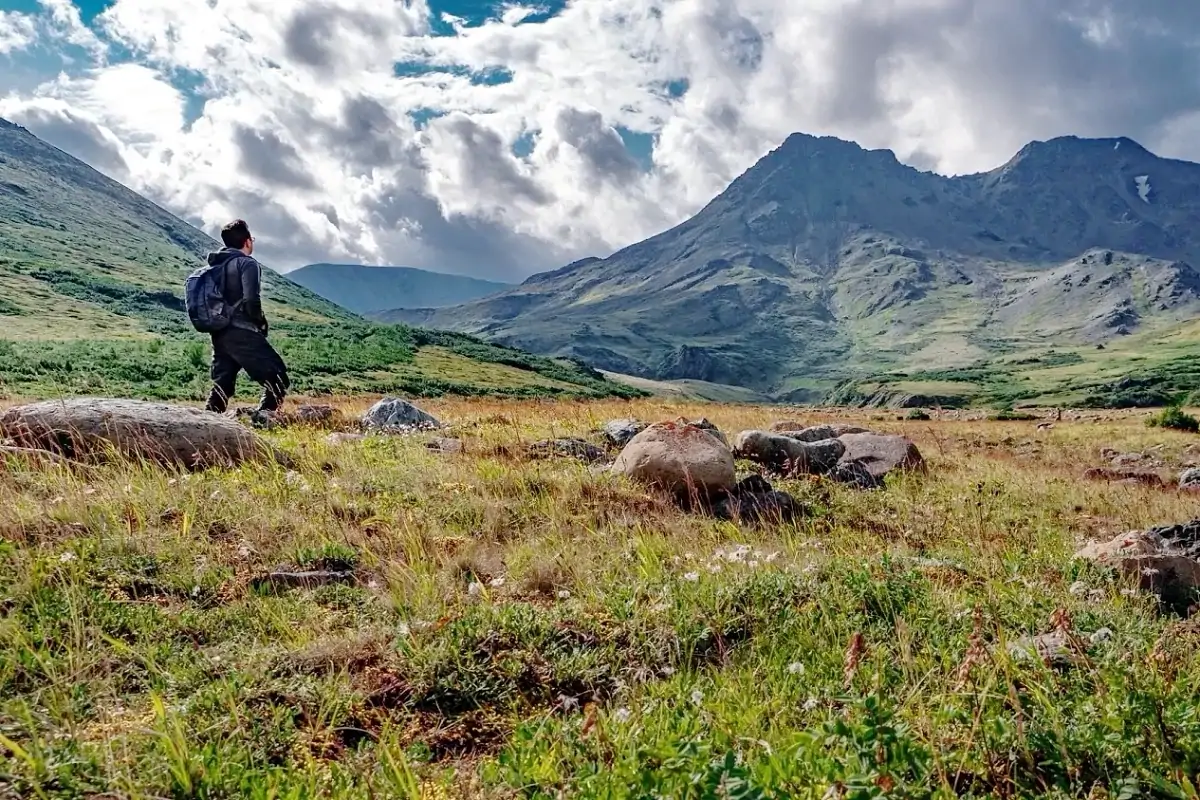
683, 572, 700, 582
803, 697, 819, 711
209, 490, 220, 500
1068, 581, 1087, 596
58, 551, 76, 563
82, 487, 96, 496
285, 471, 302, 485
661, 666, 675, 677
748, 560, 760, 569
558, 694, 579, 711
764, 552, 780, 563
468, 581, 483, 598
190, 585, 201, 597
397, 622, 411, 636
690, 689, 704, 706
166, 479, 178, 487
367, 579, 380, 590
707, 563, 723, 574
1088, 589, 1105, 603
489, 577, 506, 588
557, 590, 572, 600
614, 707, 632, 723
787, 662, 805, 675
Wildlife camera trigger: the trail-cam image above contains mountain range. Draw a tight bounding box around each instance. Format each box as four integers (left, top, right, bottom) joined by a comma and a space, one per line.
0, 116, 639, 402
287, 263, 511, 314
383, 133, 1200, 406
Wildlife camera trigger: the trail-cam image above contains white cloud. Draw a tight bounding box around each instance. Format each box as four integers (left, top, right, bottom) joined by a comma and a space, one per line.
0, 0, 1199, 278
0, 11, 36, 55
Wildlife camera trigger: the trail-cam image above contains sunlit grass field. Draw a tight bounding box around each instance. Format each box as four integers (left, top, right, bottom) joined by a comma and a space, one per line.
4, 396, 1200, 798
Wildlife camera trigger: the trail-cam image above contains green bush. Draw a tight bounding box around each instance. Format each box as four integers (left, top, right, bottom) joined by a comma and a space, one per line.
905, 409, 931, 421
1146, 404, 1200, 433
988, 409, 1037, 421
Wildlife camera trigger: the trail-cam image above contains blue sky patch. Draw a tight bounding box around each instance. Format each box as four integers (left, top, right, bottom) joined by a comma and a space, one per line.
616, 127, 655, 171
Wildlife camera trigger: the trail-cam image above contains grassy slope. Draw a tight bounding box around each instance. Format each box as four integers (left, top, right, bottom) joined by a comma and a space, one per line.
4, 398, 1200, 796
291, 263, 512, 314
0, 118, 641, 402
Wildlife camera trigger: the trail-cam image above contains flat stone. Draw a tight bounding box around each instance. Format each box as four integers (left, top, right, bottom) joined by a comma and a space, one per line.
0, 398, 280, 469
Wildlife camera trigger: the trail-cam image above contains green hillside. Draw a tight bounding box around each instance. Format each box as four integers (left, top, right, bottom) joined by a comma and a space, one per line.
0, 117, 643, 402
291, 262, 511, 314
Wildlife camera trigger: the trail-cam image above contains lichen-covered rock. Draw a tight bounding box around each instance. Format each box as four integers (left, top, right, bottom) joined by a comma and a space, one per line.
362, 398, 442, 431
675, 417, 728, 447
836, 433, 925, 478
612, 421, 735, 498
732, 430, 844, 475
0, 398, 279, 469
1074, 529, 1200, 599
1180, 468, 1200, 492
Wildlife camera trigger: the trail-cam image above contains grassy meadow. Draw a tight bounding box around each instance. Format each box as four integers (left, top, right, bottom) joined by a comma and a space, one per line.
4, 396, 1200, 798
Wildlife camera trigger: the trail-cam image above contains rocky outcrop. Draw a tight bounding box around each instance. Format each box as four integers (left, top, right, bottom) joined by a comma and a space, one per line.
0, 398, 279, 469
612, 421, 735, 498
1074, 521, 1200, 604
836, 433, 925, 479
732, 430, 844, 475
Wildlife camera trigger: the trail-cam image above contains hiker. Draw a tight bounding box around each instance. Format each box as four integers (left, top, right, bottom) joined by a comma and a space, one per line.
185, 219, 290, 416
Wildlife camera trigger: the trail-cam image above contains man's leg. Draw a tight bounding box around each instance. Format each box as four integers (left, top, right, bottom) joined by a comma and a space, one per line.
205, 335, 240, 413
220, 328, 290, 412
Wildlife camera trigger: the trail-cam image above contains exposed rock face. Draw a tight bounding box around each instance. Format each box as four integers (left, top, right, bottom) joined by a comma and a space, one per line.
732, 430, 844, 475
0, 398, 278, 469
836, 433, 925, 479
612, 421, 735, 498
362, 398, 442, 431
383, 134, 1200, 401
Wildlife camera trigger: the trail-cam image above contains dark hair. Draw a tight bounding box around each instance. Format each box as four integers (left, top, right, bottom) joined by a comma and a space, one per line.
220, 219, 252, 249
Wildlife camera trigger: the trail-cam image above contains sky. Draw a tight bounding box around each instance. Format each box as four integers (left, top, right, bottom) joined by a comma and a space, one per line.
1, 1, 1199, 279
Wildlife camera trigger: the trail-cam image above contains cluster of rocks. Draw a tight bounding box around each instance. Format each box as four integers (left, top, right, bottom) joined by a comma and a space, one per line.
1074, 519, 1200, 609
1082, 448, 1200, 491
604, 417, 925, 524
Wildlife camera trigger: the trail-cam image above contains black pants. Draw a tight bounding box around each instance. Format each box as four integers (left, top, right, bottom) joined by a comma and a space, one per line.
205, 327, 290, 414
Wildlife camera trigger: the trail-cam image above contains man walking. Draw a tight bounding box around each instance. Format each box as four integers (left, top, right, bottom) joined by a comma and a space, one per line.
191, 219, 290, 416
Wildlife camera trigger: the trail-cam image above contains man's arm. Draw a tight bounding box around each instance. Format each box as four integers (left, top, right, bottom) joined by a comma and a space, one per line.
239, 257, 269, 332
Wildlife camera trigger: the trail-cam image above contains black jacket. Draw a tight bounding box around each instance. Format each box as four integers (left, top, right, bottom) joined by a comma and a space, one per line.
206, 248, 268, 334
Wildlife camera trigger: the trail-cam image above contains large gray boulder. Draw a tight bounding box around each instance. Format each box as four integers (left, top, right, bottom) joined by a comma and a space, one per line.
362, 398, 442, 431
836, 433, 925, 479
612, 421, 735, 498
0, 398, 279, 469
732, 430, 844, 476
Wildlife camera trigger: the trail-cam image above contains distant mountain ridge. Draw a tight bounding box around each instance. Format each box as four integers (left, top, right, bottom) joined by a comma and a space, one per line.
289, 263, 511, 314
382, 132, 1200, 405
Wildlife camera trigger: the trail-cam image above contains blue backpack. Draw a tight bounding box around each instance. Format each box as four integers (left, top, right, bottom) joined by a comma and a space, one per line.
184, 261, 240, 333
